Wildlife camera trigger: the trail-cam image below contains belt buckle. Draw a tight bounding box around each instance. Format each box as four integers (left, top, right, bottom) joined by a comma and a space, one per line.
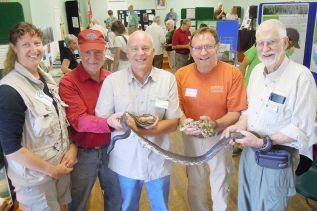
93, 146, 101, 150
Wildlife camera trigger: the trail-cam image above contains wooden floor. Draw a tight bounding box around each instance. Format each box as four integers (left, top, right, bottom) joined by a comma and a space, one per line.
87, 131, 317, 211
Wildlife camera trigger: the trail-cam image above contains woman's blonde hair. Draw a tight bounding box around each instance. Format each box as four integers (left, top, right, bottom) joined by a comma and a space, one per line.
4, 22, 43, 74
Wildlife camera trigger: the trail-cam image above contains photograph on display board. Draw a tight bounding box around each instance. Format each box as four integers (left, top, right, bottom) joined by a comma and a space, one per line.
156, 0, 166, 9
260, 3, 309, 65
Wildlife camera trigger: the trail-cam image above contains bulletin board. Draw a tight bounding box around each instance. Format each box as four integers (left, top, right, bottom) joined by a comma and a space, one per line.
0, 2, 24, 44
181, 8, 196, 29
216, 20, 239, 64
195, 7, 215, 29
258, 2, 317, 82
117, 9, 155, 30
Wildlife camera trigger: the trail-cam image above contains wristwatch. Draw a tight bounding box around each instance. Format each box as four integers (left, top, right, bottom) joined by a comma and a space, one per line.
259, 136, 273, 152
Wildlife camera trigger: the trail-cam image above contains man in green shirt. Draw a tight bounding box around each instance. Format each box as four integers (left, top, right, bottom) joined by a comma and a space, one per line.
127, 5, 139, 35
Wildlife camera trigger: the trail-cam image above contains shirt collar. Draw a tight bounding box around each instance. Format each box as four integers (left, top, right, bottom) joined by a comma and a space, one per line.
76, 63, 108, 83
14, 61, 56, 87
263, 56, 290, 81
127, 66, 158, 84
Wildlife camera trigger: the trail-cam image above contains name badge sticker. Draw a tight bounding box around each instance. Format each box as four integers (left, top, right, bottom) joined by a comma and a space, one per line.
155, 99, 169, 109
185, 88, 197, 97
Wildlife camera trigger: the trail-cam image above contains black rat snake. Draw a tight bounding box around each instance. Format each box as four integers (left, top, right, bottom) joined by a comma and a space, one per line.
107, 113, 244, 165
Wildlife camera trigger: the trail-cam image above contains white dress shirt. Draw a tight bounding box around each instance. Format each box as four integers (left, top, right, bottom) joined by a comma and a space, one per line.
245, 57, 317, 158
145, 23, 166, 55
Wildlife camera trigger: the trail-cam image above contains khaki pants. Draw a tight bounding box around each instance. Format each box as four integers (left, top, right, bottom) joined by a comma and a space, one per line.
166, 50, 176, 73
153, 54, 163, 69
175, 53, 189, 72
183, 134, 233, 211
128, 26, 138, 35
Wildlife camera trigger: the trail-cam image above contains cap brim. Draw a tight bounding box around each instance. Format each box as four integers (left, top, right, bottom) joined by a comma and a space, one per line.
294, 42, 300, 49
79, 43, 105, 52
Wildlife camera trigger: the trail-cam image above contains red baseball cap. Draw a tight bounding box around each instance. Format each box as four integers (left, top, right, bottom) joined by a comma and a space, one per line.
78, 29, 106, 52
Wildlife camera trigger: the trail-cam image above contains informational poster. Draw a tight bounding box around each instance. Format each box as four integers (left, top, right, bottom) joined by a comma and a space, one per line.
260, 3, 309, 65
187, 8, 195, 19
310, 11, 317, 73
72, 17, 79, 28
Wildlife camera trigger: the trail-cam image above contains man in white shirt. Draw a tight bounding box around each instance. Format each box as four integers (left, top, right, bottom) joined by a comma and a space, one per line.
145, 16, 166, 68
95, 31, 181, 211
223, 19, 317, 211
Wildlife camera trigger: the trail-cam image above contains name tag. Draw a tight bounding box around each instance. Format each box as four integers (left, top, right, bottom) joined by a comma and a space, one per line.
155, 99, 169, 109
269, 92, 286, 104
185, 88, 197, 97
35, 91, 53, 106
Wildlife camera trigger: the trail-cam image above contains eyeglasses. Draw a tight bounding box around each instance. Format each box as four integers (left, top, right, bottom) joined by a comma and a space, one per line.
255, 38, 284, 48
191, 44, 218, 52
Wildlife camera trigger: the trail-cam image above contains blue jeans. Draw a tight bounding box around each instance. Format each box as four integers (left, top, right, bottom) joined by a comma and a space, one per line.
118, 174, 170, 211
69, 146, 122, 211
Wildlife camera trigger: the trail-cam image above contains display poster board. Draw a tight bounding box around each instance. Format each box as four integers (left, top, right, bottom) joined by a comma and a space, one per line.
117, 9, 155, 30
216, 20, 239, 64
310, 11, 317, 75
259, 3, 309, 67
180, 8, 195, 28
258, 2, 317, 81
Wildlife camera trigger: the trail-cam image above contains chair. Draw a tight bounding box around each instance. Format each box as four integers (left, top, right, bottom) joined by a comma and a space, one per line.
296, 157, 317, 208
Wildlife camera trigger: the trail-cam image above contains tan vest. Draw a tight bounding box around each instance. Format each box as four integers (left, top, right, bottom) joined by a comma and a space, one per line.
0, 62, 70, 186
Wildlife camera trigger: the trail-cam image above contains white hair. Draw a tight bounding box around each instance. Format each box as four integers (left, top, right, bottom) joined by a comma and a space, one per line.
256, 19, 287, 39
217, 2, 223, 8
153, 16, 161, 24
64, 34, 77, 46
165, 19, 174, 27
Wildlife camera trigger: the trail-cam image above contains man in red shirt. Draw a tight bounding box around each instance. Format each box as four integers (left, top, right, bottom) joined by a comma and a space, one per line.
59, 29, 121, 211
172, 19, 191, 71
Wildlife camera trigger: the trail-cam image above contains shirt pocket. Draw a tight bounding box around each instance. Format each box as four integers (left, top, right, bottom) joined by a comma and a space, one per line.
28, 107, 59, 137
114, 93, 133, 112
148, 95, 168, 119
260, 100, 285, 126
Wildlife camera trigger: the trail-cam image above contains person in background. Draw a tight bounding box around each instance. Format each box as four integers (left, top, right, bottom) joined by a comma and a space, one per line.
164, 20, 176, 73
176, 27, 247, 211
0, 22, 76, 211
105, 10, 117, 30
89, 19, 107, 37
226, 6, 238, 20
146, 16, 166, 69
95, 31, 181, 211
61, 34, 79, 74
127, 5, 139, 35
214, 2, 226, 20
164, 8, 178, 25
199, 23, 208, 28
223, 19, 316, 211
59, 29, 122, 211
111, 20, 130, 72
172, 19, 191, 71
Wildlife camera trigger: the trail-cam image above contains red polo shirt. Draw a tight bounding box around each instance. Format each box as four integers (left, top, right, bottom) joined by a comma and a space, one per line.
172, 27, 191, 55
59, 64, 111, 148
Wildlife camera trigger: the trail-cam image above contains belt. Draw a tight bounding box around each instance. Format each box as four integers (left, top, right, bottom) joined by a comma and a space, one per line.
78, 145, 107, 150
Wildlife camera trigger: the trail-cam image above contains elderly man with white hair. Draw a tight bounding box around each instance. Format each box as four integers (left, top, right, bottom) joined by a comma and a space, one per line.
145, 16, 166, 68
223, 19, 317, 211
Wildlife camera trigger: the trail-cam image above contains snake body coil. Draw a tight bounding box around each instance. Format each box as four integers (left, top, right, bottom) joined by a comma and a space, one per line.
108, 113, 244, 165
